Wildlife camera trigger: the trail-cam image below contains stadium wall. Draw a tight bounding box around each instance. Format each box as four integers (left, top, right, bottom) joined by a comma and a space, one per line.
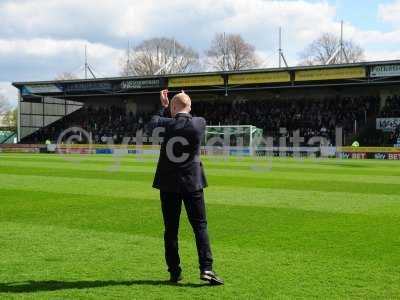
1, 144, 400, 160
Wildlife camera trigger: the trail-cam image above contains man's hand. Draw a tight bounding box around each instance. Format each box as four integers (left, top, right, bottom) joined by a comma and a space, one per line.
160, 89, 169, 108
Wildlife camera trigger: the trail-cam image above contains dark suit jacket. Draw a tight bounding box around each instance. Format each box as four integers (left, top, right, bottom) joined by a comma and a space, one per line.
148, 108, 208, 193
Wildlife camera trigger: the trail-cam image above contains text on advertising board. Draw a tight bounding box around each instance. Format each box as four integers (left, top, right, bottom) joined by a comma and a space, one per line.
376, 118, 400, 132
65, 82, 112, 92
228, 71, 290, 85
120, 78, 162, 90
22, 84, 63, 95
168, 75, 224, 87
370, 64, 400, 77
295, 67, 366, 81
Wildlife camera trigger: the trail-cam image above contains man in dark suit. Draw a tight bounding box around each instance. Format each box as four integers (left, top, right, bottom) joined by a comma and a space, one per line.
148, 89, 223, 285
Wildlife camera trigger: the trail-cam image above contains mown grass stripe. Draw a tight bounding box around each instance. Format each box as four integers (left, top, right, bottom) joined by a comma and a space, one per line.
3, 159, 400, 184
1, 165, 399, 195
1, 153, 399, 298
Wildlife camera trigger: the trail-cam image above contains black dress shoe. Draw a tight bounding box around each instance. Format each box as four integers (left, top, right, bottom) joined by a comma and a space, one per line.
169, 270, 183, 283
200, 270, 224, 285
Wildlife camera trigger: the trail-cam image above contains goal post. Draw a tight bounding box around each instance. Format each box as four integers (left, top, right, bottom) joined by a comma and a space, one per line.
204, 125, 263, 155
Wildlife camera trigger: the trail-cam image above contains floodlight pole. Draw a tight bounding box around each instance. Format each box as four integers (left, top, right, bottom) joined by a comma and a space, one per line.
340, 20, 344, 63
223, 32, 227, 71
87, 65, 96, 79
82, 45, 97, 79
278, 27, 289, 68
341, 20, 349, 63
279, 27, 282, 68
173, 38, 176, 72
127, 41, 130, 75
326, 20, 349, 65
280, 52, 289, 68
154, 59, 173, 75
85, 45, 88, 79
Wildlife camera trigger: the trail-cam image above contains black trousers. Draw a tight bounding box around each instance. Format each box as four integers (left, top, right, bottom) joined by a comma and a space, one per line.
160, 189, 213, 272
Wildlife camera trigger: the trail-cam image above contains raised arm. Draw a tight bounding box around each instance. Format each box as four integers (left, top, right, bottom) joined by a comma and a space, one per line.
147, 89, 174, 133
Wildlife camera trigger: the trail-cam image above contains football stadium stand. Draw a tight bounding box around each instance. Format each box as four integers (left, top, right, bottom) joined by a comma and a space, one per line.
11, 60, 400, 148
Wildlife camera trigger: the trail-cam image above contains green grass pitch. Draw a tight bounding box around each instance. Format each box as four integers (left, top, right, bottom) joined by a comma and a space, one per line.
0, 153, 399, 299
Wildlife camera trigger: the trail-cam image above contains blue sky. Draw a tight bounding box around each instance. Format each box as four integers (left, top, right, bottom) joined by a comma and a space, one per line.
333, 0, 391, 30
1, 0, 400, 106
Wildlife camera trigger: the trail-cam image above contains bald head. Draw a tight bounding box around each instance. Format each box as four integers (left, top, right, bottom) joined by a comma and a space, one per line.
171, 92, 191, 117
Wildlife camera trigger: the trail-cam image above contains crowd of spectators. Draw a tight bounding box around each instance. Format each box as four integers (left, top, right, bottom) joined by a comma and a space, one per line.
74, 106, 150, 144
192, 96, 379, 144
379, 95, 400, 118
24, 94, 392, 146
28, 105, 153, 144
378, 95, 400, 145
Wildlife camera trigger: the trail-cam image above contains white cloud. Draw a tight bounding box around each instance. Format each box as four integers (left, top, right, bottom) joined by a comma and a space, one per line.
0, 0, 340, 72
0, 38, 123, 81
0, 0, 339, 46
0, 38, 120, 57
0, 0, 120, 42
354, 29, 400, 46
364, 49, 400, 62
378, 0, 400, 25
0, 81, 18, 106
0, 0, 399, 83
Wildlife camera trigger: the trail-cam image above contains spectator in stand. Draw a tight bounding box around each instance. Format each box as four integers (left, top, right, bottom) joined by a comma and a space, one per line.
380, 95, 400, 117
23, 95, 381, 146
191, 95, 379, 145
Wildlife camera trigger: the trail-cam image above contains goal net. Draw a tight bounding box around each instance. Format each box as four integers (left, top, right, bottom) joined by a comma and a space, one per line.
204, 125, 263, 155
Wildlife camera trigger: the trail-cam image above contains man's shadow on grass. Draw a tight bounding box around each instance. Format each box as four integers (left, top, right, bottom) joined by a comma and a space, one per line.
0, 279, 210, 293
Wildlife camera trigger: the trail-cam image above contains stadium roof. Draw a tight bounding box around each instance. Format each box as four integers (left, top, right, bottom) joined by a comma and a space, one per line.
12, 59, 400, 98
12, 59, 400, 86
